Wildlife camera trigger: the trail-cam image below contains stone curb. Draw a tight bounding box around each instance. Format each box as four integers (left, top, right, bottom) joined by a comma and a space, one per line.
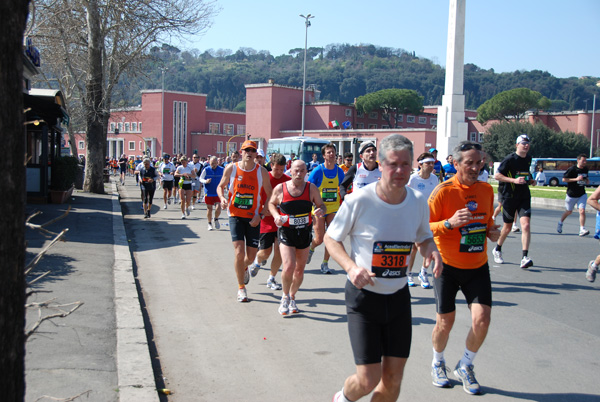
111, 182, 159, 402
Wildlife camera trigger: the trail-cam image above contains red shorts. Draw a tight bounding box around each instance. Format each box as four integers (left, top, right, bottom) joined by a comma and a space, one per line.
205, 196, 220, 206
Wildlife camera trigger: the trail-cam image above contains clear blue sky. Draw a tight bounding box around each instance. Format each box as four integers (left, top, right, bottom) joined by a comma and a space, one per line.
177, 0, 600, 79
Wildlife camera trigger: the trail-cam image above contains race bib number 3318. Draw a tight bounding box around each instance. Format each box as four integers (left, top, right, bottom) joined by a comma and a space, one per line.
371, 241, 412, 278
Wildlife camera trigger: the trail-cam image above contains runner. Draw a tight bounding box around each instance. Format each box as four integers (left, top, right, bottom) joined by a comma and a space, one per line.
175, 156, 195, 220
248, 154, 290, 290
586, 186, 600, 282
406, 152, 439, 288
138, 158, 159, 219
134, 155, 143, 186
118, 154, 128, 185
340, 141, 381, 201
429, 148, 445, 183
339, 152, 354, 174
442, 155, 457, 181
217, 140, 272, 302
325, 134, 441, 402
158, 154, 175, 209
557, 154, 590, 236
190, 154, 204, 210
269, 160, 326, 315
306, 142, 345, 274
492, 134, 536, 269
200, 156, 224, 231
428, 141, 500, 395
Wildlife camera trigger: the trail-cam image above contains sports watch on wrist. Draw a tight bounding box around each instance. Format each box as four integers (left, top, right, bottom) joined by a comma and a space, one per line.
444, 220, 453, 230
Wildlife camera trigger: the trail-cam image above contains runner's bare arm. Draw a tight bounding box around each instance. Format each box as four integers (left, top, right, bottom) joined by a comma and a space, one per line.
324, 234, 375, 288
268, 183, 284, 225
587, 186, 600, 212
309, 183, 326, 218
416, 237, 443, 278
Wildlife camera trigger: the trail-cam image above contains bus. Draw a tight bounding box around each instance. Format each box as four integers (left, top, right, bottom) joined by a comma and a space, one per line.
266, 137, 332, 165
530, 157, 600, 186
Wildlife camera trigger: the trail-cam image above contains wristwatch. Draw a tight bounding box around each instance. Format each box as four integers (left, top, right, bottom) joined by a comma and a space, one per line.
444, 220, 453, 230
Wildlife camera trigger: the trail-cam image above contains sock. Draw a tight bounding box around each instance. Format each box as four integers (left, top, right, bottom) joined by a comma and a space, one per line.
460, 348, 477, 367
421, 266, 428, 276
334, 389, 352, 402
432, 348, 445, 365
309, 247, 315, 252
269, 275, 275, 281
323, 259, 328, 264
253, 256, 260, 266
495, 245, 502, 252
238, 285, 245, 289
523, 250, 528, 258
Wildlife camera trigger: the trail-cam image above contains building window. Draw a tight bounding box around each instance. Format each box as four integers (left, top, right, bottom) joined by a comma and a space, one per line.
128, 141, 135, 150
237, 124, 246, 135
139, 122, 142, 131
118, 122, 123, 132
430, 118, 437, 125
78, 141, 85, 150
470, 132, 478, 142
357, 110, 364, 118
345, 109, 352, 117
110, 122, 116, 132
369, 112, 378, 119
228, 142, 237, 154
209, 123, 220, 134
125, 122, 130, 132
217, 141, 224, 153
407, 116, 415, 123
418, 117, 427, 124
368, 124, 377, 129
478, 132, 484, 142
224, 124, 234, 135
139, 141, 143, 151
396, 115, 403, 123
356, 123, 364, 129
132, 122, 137, 132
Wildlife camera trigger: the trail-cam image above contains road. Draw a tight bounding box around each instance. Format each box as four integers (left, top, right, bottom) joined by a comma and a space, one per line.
119, 179, 600, 402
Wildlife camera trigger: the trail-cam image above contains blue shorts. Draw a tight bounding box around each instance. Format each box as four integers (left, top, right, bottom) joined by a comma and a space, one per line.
229, 216, 259, 248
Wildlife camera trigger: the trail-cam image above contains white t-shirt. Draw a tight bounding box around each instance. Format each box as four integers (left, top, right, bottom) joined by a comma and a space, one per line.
407, 172, 439, 199
535, 171, 546, 186
158, 162, 175, 181
326, 183, 433, 294
176, 165, 194, 184
478, 170, 489, 182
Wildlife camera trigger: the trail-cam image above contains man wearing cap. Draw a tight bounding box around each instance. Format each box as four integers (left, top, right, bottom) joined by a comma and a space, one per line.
217, 140, 272, 302
158, 155, 175, 209
429, 148, 445, 183
255, 149, 267, 169
340, 141, 381, 200
492, 134, 536, 269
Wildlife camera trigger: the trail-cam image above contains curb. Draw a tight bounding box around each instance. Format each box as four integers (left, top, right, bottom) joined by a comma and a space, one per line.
111, 182, 159, 402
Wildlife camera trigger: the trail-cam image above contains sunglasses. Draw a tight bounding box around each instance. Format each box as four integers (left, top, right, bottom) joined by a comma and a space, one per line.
244, 148, 257, 153
459, 143, 482, 151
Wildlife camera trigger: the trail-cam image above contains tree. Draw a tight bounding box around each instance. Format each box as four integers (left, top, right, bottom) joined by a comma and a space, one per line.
1, 0, 30, 400
28, 0, 218, 193
355, 88, 424, 128
477, 87, 552, 125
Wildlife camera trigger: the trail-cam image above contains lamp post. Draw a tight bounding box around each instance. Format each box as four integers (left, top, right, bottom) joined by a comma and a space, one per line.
591, 94, 596, 158
300, 14, 314, 137
160, 67, 169, 156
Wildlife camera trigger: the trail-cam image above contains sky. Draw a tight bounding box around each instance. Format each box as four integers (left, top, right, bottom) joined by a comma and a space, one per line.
176, 0, 600, 79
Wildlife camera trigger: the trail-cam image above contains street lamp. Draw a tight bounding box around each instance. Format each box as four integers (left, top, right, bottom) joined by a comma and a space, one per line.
300, 13, 314, 137
160, 66, 169, 155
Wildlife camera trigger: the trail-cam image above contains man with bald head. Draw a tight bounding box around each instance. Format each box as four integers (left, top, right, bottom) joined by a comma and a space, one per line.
200, 155, 225, 230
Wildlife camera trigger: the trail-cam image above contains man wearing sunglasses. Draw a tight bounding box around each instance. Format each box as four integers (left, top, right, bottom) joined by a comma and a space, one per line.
217, 140, 273, 303
492, 134, 536, 269
428, 141, 500, 395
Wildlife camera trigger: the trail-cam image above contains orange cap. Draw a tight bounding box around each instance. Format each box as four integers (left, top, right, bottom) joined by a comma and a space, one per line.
240, 140, 258, 150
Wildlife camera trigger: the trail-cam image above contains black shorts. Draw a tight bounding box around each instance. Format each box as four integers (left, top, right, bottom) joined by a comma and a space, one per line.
433, 262, 492, 314
162, 180, 174, 190
278, 225, 313, 249
181, 183, 192, 191
259, 231, 278, 250
140, 185, 155, 204
345, 281, 412, 365
501, 196, 532, 223
119, 166, 127, 173
229, 216, 260, 248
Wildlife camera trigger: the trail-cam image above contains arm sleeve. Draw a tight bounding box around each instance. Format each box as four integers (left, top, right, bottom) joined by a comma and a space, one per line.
199, 168, 208, 183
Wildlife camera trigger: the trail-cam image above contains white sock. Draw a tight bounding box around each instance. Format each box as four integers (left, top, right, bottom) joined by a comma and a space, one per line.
432, 348, 445, 365
421, 266, 428, 276
591, 262, 598, 270
460, 348, 477, 367
334, 389, 352, 402
269, 275, 275, 281
253, 256, 260, 265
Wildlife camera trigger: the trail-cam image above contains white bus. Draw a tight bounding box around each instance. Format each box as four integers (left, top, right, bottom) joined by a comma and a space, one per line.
530, 157, 600, 186
266, 137, 332, 165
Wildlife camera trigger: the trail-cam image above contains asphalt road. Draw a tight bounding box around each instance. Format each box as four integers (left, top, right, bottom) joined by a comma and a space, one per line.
119, 179, 600, 402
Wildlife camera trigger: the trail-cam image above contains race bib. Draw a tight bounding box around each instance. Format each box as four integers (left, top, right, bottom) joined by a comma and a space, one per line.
142, 177, 152, 183
371, 241, 412, 278
459, 223, 486, 253
516, 171, 530, 182
162, 168, 170, 174
322, 187, 338, 203
289, 213, 310, 227
233, 193, 254, 209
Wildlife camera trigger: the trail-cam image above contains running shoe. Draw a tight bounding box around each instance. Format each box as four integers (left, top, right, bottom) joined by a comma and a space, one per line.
407, 274, 416, 287
214, 219, 220, 230
431, 361, 451, 388
321, 262, 332, 274
333, 391, 344, 402
307, 248, 314, 264
579, 227, 590, 237
244, 267, 250, 285
250, 263, 261, 277
191, 204, 195, 210
181, 214, 186, 220
237, 288, 248, 303
207, 223, 213, 231
266, 277, 282, 290
453, 362, 481, 395
143, 213, 149, 219
511, 225, 520, 233
492, 248, 504, 264
278, 296, 289, 315
586, 260, 597, 282
520, 256, 533, 269
186, 207, 190, 216
147, 211, 151, 218
163, 204, 167, 209
557, 221, 563, 234
289, 299, 299, 314
419, 272, 432, 289
260, 259, 268, 266
168, 198, 172, 205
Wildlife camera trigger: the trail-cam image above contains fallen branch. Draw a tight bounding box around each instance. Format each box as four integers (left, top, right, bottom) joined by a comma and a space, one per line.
26, 206, 71, 237
34, 390, 92, 402
25, 229, 69, 276
25, 301, 84, 340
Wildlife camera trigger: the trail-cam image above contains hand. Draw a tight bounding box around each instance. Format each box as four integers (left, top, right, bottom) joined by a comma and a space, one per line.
220, 199, 228, 210
425, 251, 443, 278
206, 178, 212, 184
487, 224, 501, 242
313, 207, 325, 219
515, 176, 526, 185
275, 215, 288, 228
249, 214, 261, 227
448, 208, 471, 228
348, 265, 376, 289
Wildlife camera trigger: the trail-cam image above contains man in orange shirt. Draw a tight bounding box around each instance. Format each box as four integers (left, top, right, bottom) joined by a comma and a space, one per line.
217, 140, 272, 302
428, 141, 500, 395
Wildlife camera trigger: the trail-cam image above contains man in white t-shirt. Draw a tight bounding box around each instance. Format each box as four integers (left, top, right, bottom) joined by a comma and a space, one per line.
158, 155, 175, 209
407, 152, 440, 288
325, 134, 442, 402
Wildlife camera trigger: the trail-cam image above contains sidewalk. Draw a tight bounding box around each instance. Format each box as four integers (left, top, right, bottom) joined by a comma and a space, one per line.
24, 180, 157, 402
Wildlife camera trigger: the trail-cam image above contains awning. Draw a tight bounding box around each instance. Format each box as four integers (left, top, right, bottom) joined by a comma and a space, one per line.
24, 89, 69, 127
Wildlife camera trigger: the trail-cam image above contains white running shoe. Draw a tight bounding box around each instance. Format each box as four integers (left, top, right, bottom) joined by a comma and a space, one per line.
249, 263, 261, 277
557, 221, 563, 234
520, 256, 533, 269
579, 227, 590, 237
586, 261, 597, 282
266, 277, 282, 290
214, 219, 220, 230
163, 204, 167, 209
493, 248, 504, 264
320, 262, 332, 274
512, 225, 520, 232
191, 204, 195, 210
419, 272, 432, 289
278, 296, 289, 315
407, 274, 416, 287
289, 299, 299, 314
186, 207, 190, 216
207, 223, 213, 231
237, 288, 248, 302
